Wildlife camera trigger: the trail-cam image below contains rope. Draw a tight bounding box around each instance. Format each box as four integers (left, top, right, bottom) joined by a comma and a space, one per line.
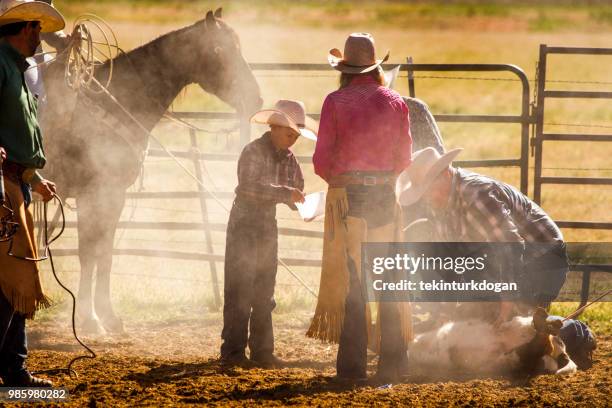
563, 288, 612, 321
65, 14, 119, 92
25, 196, 97, 379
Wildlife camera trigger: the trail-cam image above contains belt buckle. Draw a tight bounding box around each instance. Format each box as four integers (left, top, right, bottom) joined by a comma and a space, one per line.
22, 168, 36, 184
363, 176, 376, 186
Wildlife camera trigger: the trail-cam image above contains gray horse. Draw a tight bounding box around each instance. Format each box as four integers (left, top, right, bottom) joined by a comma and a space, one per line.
42, 8, 262, 333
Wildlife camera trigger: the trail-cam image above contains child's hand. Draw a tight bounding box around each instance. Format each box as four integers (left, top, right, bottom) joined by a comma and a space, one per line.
290, 188, 305, 204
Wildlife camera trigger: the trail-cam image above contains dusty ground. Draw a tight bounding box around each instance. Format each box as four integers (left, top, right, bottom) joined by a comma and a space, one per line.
10, 313, 610, 407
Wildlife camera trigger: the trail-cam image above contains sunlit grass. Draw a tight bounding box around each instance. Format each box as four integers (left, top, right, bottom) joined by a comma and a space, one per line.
549, 302, 611, 334
55, 1, 612, 32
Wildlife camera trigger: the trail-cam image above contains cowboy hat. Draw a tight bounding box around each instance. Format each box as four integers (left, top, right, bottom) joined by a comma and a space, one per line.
396, 147, 463, 206
0, 0, 65, 33
384, 65, 400, 89
251, 99, 319, 141
328, 32, 390, 74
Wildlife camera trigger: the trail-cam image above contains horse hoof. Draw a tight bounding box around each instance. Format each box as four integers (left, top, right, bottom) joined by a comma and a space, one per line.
98, 314, 125, 334
77, 316, 106, 336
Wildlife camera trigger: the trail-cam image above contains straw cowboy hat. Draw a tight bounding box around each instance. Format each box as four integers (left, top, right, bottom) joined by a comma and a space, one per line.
328, 32, 390, 74
251, 99, 319, 141
396, 147, 463, 206
0, 0, 65, 33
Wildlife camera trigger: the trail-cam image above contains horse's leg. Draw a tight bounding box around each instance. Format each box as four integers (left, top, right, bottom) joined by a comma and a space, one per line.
75, 193, 104, 334
93, 188, 126, 333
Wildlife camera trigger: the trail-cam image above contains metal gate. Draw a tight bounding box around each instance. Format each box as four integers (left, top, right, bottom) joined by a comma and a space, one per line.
532, 45, 612, 305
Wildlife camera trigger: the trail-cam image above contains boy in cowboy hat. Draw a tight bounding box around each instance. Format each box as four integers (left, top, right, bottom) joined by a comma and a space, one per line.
397, 147, 569, 324
220, 100, 315, 367
0, 0, 65, 387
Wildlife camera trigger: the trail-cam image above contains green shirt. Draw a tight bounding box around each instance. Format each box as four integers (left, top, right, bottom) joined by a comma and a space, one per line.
0, 41, 46, 169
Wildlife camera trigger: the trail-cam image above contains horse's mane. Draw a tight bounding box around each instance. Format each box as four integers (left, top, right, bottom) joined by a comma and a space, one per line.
109, 21, 198, 67
109, 16, 236, 67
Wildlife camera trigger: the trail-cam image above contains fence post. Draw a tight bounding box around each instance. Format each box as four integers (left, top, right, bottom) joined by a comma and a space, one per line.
407, 56, 416, 97
533, 44, 548, 204
190, 128, 221, 310
579, 269, 591, 309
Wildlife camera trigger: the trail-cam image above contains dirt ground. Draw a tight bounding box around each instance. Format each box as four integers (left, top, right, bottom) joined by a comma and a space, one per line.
11, 313, 610, 407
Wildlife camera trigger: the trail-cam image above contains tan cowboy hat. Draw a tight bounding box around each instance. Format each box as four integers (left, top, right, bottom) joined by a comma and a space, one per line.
396, 147, 463, 206
251, 99, 319, 141
328, 32, 390, 74
0, 0, 65, 33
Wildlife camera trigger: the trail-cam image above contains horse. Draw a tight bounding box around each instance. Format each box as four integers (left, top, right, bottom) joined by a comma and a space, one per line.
41, 8, 262, 333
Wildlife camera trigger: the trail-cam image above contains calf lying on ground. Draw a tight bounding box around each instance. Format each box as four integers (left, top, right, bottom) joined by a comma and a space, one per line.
408, 308, 577, 377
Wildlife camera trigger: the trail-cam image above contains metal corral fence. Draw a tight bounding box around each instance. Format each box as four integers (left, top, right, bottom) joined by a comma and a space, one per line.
50, 50, 611, 309
532, 45, 612, 305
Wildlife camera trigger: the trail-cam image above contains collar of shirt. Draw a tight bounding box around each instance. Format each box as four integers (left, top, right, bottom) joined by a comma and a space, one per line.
347, 74, 379, 87
0, 41, 30, 72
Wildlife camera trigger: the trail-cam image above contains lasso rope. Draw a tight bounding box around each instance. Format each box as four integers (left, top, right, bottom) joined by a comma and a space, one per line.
65, 14, 119, 92
29, 196, 97, 379
563, 288, 612, 322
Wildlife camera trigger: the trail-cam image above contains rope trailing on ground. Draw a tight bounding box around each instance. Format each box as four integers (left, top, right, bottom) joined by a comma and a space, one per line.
28, 196, 97, 379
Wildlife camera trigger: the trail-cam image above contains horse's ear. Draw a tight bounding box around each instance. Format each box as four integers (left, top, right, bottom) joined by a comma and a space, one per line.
214, 8, 223, 18
204, 10, 220, 30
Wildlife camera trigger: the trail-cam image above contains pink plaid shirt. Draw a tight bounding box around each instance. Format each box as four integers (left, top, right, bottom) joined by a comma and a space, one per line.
313, 75, 412, 181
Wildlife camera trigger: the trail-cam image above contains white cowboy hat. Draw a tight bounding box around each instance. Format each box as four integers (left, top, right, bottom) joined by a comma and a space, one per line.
328, 32, 390, 74
384, 65, 400, 89
0, 0, 65, 33
251, 99, 319, 141
396, 147, 463, 206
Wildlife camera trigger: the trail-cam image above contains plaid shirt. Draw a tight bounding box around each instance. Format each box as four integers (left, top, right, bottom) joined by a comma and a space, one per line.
234, 132, 304, 209
429, 168, 564, 262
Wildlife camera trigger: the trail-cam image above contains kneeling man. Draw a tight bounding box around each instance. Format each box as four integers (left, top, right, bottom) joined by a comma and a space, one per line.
399, 147, 568, 324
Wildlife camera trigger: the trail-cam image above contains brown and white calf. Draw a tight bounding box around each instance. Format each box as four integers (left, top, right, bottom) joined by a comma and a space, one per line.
408, 308, 577, 377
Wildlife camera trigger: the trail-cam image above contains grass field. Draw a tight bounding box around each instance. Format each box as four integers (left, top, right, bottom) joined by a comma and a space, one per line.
34, 0, 611, 336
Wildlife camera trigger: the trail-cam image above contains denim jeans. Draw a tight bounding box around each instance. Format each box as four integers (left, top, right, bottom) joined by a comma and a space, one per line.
522, 243, 568, 307
337, 184, 406, 378
0, 181, 31, 378
220, 201, 278, 360
0, 289, 27, 377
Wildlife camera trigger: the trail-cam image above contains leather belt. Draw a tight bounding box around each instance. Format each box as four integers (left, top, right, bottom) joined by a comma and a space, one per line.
328, 172, 396, 188
1, 160, 38, 184
1, 159, 26, 183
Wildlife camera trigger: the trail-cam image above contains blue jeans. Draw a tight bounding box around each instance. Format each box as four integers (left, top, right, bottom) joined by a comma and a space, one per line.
549, 315, 596, 370
337, 184, 406, 378
522, 243, 568, 306
220, 201, 278, 360
0, 290, 27, 377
